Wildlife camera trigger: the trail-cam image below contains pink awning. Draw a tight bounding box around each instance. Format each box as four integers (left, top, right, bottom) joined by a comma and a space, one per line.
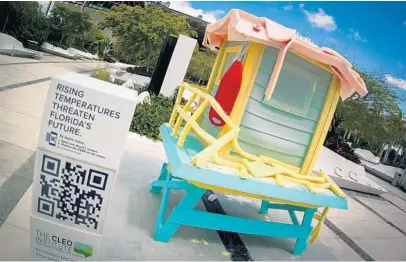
203, 9, 368, 100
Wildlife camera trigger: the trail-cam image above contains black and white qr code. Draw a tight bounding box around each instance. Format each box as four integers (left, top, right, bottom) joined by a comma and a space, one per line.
37, 154, 110, 231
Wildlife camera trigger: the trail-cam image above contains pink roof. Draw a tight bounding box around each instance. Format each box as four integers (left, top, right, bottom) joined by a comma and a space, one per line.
203, 9, 368, 100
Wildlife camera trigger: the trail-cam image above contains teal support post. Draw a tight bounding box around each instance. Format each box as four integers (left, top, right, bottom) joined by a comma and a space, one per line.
151, 172, 315, 255
154, 182, 205, 242
153, 164, 173, 235
151, 163, 206, 242
260, 200, 269, 214
148, 125, 348, 255
150, 163, 169, 194
288, 210, 299, 225
292, 208, 316, 255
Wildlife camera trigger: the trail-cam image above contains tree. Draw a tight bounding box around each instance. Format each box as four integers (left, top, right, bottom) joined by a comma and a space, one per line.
72, 24, 111, 56
187, 47, 216, 82
87, 26, 111, 58
0, 2, 49, 44
329, 70, 406, 161
99, 5, 197, 67
48, 5, 92, 47
187, 18, 207, 48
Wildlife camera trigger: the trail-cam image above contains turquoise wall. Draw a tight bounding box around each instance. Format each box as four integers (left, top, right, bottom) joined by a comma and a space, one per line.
200, 42, 332, 168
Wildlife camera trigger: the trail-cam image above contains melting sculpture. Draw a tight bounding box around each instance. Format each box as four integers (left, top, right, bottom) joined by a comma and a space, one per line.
150, 9, 368, 254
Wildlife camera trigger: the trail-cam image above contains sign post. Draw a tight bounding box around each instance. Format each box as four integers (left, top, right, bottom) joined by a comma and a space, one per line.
30, 72, 138, 260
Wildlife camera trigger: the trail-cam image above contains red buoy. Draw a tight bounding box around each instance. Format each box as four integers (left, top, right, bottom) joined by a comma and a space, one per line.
209, 60, 244, 127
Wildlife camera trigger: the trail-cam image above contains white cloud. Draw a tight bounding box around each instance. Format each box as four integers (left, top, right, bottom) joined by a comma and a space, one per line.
296, 33, 319, 48
385, 74, 406, 90
299, 4, 305, 9
283, 4, 293, 11
348, 28, 367, 43
326, 37, 337, 43
169, 1, 224, 23
302, 8, 337, 32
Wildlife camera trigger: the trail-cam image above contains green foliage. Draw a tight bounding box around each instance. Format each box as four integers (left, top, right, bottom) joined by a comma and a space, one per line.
0, 2, 109, 54
91, 69, 111, 83
91, 68, 125, 85
0, 2, 49, 44
99, 5, 197, 67
187, 18, 207, 47
187, 48, 216, 81
333, 70, 405, 156
78, 25, 111, 56
324, 117, 361, 163
130, 94, 175, 140
48, 5, 92, 47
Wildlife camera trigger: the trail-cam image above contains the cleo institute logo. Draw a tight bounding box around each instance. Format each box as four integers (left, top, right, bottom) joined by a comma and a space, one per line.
46, 132, 58, 146
74, 242, 93, 258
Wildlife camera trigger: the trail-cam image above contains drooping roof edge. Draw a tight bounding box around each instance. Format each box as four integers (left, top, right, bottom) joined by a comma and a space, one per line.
203, 9, 368, 100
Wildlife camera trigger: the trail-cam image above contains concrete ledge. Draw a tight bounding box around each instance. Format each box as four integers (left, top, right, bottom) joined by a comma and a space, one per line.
40, 42, 75, 60
314, 147, 387, 195
0, 33, 43, 59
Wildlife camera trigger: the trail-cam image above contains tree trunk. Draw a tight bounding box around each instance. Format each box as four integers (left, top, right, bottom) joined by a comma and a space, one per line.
2, 11, 9, 32
383, 144, 392, 164
400, 153, 406, 166
347, 131, 352, 141
59, 34, 66, 45
378, 144, 385, 158
81, 1, 86, 12
344, 130, 348, 139
394, 146, 402, 164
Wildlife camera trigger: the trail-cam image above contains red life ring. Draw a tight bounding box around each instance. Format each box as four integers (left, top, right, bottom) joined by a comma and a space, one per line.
209, 60, 244, 127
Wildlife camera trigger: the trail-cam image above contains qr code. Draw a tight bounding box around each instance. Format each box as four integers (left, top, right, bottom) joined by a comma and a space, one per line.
36, 153, 110, 231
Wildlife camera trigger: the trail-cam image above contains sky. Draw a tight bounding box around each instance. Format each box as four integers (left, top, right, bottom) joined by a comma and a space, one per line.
169, 1, 406, 112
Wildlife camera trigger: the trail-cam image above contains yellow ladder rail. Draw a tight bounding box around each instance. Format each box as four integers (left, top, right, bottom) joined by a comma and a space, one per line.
182, 84, 237, 129
175, 105, 216, 146
178, 99, 210, 147
192, 128, 240, 166
172, 92, 198, 137
169, 85, 185, 127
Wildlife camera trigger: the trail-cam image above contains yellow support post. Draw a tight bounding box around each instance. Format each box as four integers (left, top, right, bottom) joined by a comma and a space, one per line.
300, 76, 340, 175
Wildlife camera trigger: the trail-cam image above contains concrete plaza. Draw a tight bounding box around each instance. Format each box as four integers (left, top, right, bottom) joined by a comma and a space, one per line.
1, 53, 406, 261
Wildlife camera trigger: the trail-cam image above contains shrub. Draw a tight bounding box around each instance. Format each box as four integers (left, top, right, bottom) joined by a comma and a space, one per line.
91, 69, 111, 83
130, 94, 175, 141
324, 115, 360, 164
0, 2, 50, 45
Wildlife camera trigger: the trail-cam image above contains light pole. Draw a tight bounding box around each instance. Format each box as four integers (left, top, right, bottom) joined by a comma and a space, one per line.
45, 1, 55, 17
81, 1, 87, 12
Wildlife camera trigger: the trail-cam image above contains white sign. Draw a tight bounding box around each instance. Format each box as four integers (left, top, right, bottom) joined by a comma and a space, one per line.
38, 72, 138, 170
30, 216, 102, 261
160, 34, 196, 96
31, 149, 115, 235
31, 72, 137, 260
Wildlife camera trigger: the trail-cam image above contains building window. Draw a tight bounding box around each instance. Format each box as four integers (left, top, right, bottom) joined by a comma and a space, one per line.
263, 60, 319, 117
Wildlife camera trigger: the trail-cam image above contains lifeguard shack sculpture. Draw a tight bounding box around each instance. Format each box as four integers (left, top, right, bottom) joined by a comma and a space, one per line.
150, 9, 368, 255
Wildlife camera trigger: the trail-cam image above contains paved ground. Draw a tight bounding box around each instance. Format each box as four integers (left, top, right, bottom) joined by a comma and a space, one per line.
1, 53, 406, 261
0, 54, 104, 185
0, 134, 348, 261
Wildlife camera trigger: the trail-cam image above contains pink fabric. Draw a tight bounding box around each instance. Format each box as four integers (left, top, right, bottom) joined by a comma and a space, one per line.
264, 39, 294, 100
204, 9, 368, 100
